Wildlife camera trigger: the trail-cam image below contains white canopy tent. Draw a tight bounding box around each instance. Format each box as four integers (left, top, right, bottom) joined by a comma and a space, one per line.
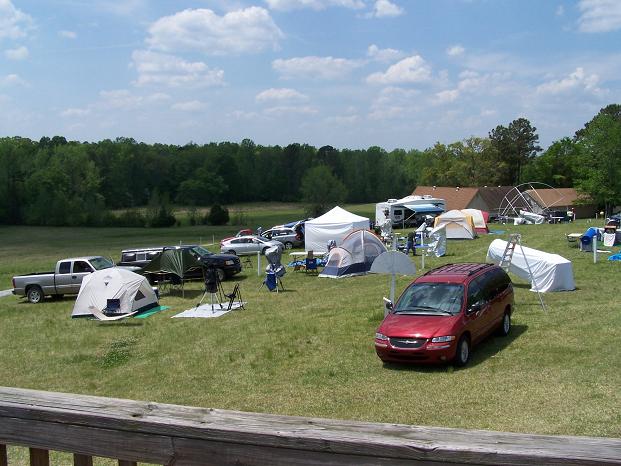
486, 239, 575, 292
71, 268, 159, 318
304, 206, 370, 252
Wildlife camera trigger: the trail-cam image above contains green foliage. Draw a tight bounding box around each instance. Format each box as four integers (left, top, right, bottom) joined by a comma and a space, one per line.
206, 204, 229, 225
573, 113, 621, 215
489, 118, 541, 184
300, 165, 348, 217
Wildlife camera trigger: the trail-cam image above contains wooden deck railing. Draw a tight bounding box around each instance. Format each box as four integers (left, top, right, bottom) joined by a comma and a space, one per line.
0, 386, 619, 465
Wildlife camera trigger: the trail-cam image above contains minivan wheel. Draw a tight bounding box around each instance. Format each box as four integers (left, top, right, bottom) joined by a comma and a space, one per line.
454, 335, 470, 367
498, 312, 511, 337
284, 242, 293, 250
228, 250, 236, 255
27, 286, 43, 304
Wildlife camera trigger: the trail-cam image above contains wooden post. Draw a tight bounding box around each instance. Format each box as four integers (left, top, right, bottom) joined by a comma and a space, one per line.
73, 454, 93, 466
29, 448, 49, 466
0, 444, 7, 466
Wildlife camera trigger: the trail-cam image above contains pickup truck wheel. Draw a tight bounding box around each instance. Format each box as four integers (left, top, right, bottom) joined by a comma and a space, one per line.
27, 286, 44, 304
217, 268, 226, 282
284, 242, 293, 250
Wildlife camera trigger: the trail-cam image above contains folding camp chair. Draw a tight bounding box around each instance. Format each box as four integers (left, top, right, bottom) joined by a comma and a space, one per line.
223, 283, 245, 311
305, 251, 318, 274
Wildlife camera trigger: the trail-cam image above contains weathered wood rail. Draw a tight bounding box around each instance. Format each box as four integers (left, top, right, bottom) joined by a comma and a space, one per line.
0, 387, 619, 465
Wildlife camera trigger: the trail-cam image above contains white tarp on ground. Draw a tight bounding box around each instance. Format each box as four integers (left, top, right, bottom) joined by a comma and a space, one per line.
486, 239, 575, 292
172, 302, 246, 318
305, 206, 370, 252
426, 225, 447, 257
72, 268, 158, 318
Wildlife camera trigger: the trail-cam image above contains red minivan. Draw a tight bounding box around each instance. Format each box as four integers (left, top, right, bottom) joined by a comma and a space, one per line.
375, 263, 514, 366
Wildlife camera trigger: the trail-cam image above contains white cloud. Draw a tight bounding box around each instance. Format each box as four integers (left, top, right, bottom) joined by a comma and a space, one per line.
446, 45, 465, 57
171, 100, 206, 112
265, 0, 364, 11
60, 107, 91, 118
256, 88, 308, 102
578, 0, 621, 33
366, 55, 431, 84
556, 5, 565, 16
273, 56, 362, 80
367, 44, 404, 62
264, 105, 318, 116
435, 89, 459, 104
369, 0, 404, 18
59, 30, 77, 39
0, 0, 33, 41
99, 89, 143, 109
536, 67, 603, 94
131, 50, 225, 87
324, 114, 359, 125
1, 73, 26, 86
147, 7, 283, 55
368, 86, 419, 120
5, 45, 28, 60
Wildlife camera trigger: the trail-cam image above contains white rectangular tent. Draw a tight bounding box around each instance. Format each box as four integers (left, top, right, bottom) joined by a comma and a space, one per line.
304, 206, 370, 252
486, 239, 575, 292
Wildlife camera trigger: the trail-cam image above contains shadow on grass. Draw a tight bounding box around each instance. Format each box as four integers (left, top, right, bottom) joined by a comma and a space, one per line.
381, 324, 528, 373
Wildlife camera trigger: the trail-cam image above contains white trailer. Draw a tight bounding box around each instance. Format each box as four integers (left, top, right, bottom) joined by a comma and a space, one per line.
375, 195, 445, 228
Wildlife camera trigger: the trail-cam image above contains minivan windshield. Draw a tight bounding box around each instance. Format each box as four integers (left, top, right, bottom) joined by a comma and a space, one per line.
90, 257, 115, 270
394, 283, 464, 316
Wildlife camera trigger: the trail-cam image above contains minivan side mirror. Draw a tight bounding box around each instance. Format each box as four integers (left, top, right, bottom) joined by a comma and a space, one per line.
467, 301, 482, 315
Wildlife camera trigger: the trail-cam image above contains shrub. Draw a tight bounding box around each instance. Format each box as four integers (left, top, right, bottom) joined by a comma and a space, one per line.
206, 204, 229, 225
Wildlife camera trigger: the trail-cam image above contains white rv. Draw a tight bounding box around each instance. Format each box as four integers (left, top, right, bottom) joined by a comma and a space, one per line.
375, 195, 446, 228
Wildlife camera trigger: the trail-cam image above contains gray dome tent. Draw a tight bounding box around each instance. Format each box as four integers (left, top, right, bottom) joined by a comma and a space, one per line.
319, 229, 387, 278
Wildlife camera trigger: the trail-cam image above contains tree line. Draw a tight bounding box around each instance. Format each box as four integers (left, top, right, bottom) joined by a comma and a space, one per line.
0, 104, 619, 227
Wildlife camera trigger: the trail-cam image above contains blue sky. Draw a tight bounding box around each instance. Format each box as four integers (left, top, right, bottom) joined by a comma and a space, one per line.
1, 0, 620, 150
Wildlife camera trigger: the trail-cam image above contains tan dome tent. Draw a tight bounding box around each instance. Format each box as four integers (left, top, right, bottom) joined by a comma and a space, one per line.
71, 268, 159, 318
433, 210, 477, 239
319, 229, 387, 278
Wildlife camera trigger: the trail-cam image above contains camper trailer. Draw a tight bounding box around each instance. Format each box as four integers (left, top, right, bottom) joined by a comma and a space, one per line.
375, 195, 445, 228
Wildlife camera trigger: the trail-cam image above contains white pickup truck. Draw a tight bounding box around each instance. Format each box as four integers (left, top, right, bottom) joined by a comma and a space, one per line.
12, 256, 121, 303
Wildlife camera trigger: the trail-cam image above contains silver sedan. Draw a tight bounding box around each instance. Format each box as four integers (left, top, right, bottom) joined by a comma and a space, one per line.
220, 235, 283, 256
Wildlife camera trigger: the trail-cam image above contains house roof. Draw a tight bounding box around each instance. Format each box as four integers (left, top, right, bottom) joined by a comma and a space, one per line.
412, 186, 478, 211
524, 188, 590, 208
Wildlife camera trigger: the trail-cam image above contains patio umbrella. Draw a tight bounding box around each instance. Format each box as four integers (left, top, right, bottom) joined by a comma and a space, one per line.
370, 251, 417, 315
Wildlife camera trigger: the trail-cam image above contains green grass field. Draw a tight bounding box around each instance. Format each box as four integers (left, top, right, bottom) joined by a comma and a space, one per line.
0, 204, 619, 451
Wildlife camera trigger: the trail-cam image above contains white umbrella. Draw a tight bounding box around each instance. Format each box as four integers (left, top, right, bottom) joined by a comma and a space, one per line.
370, 251, 417, 315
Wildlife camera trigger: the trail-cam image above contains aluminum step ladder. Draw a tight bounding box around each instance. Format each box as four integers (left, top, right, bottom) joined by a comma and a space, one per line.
500, 234, 546, 311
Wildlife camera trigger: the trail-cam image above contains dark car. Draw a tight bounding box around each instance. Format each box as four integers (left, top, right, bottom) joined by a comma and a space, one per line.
606, 213, 621, 228
375, 263, 514, 367
118, 245, 241, 282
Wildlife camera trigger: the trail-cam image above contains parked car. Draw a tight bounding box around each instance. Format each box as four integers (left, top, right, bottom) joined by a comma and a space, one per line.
12, 256, 117, 303
220, 228, 254, 244
606, 213, 621, 227
375, 263, 514, 367
261, 227, 303, 249
220, 235, 283, 256
118, 245, 241, 282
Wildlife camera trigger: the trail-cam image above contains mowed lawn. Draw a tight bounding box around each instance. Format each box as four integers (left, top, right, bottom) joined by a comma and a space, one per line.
0, 205, 619, 442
